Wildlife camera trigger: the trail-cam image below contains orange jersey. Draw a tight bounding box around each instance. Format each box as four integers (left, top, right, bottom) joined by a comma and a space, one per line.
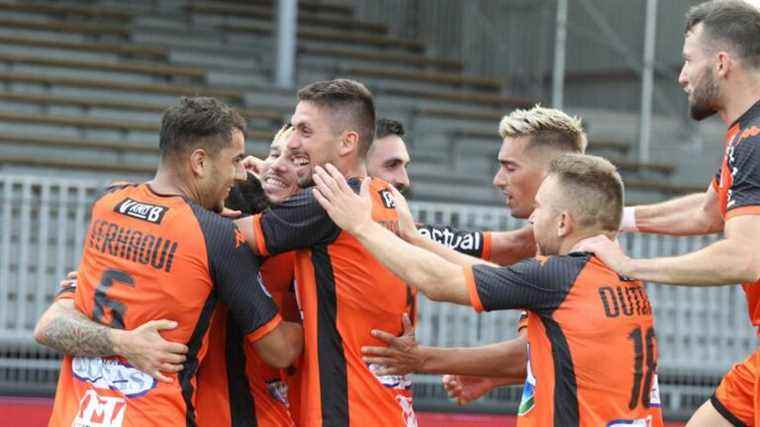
49, 183, 281, 427
712, 100, 760, 331
466, 253, 663, 427
196, 251, 297, 427
252, 178, 417, 427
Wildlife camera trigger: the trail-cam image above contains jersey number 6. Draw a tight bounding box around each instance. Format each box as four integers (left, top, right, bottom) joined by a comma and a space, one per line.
93, 269, 135, 329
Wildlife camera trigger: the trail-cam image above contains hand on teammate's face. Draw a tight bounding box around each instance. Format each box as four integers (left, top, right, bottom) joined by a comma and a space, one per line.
312, 164, 373, 235
360, 314, 419, 376
242, 155, 265, 179
387, 185, 418, 241
441, 375, 496, 405
575, 235, 629, 274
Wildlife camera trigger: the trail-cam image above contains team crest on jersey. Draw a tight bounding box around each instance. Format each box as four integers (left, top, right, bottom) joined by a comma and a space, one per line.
368, 363, 412, 390
378, 189, 396, 209
518, 354, 536, 416
114, 198, 168, 224
266, 380, 290, 406
395, 395, 418, 427
73, 389, 126, 427
233, 226, 246, 248
72, 357, 157, 398
606, 416, 653, 427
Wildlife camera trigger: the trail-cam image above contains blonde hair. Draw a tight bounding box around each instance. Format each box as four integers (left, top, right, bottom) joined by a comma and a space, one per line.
548, 153, 624, 232
498, 105, 588, 153
272, 123, 294, 145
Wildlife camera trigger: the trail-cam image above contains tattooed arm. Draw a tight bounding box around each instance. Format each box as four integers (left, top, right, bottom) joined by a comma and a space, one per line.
34, 297, 189, 383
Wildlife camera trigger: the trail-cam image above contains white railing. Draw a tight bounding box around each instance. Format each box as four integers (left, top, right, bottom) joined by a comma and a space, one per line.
1, 175, 757, 408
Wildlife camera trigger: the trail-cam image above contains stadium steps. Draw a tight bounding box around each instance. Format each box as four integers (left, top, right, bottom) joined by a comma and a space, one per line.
339, 67, 502, 92
187, 1, 387, 35
298, 46, 463, 73
0, 52, 207, 82
0, 34, 168, 61
0, 91, 283, 121
221, 21, 425, 53
0, 16, 131, 38
0, 72, 244, 104
0, 1, 133, 20
0, 111, 275, 140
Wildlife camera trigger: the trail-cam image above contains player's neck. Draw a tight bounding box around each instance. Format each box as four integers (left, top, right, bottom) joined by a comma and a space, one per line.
338, 158, 367, 180
718, 76, 760, 126
149, 167, 194, 201
562, 230, 617, 255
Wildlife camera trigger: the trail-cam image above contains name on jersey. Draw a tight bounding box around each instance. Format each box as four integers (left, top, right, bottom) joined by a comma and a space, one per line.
598, 285, 652, 318
72, 356, 157, 398
88, 219, 179, 273
418, 227, 482, 253
114, 198, 168, 225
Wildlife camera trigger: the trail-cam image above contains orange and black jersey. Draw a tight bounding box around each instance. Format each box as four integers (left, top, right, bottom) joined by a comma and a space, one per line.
712, 99, 760, 331
196, 251, 297, 427
466, 253, 663, 427
49, 183, 280, 427
417, 225, 492, 260
252, 177, 417, 427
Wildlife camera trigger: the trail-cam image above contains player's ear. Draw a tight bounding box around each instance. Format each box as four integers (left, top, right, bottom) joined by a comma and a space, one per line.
715, 51, 732, 79
338, 130, 359, 157
189, 148, 208, 178
557, 210, 573, 238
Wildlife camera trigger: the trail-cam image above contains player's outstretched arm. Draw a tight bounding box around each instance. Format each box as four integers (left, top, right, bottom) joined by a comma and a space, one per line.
623, 186, 723, 236
390, 185, 497, 267
579, 213, 760, 285
488, 227, 536, 266
361, 315, 527, 378
442, 375, 519, 405
251, 321, 304, 368
312, 164, 470, 305
34, 272, 188, 383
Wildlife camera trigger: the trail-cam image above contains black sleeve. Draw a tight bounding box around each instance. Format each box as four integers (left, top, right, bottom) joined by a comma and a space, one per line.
417, 224, 486, 258
258, 184, 348, 255
727, 136, 760, 212
472, 254, 587, 314
192, 205, 279, 337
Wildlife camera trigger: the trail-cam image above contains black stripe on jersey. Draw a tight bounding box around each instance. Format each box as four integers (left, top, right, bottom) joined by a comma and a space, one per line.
710, 394, 747, 427
540, 316, 579, 427
180, 293, 218, 427
226, 311, 257, 427
312, 245, 349, 426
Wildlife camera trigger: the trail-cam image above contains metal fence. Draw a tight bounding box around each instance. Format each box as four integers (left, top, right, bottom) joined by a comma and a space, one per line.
0, 175, 757, 418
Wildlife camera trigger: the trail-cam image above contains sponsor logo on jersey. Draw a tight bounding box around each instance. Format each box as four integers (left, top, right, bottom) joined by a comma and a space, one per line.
114, 198, 168, 224
379, 189, 396, 209
606, 415, 653, 427
396, 395, 418, 427
368, 363, 412, 390
649, 374, 661, 407
72, 357, 157, 398
73, 389, 126, 427
417, 226, 482, 254
266, 380, 290, 407
518, 351, 536, 416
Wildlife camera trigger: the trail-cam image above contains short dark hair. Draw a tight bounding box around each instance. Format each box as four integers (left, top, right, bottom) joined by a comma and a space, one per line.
375, 118, 405, 139
159, 97, 247, 159
297, 79, 375, 157
224, 172, 269, 215
685, 0, 760, 69
549, 154, 623, 232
